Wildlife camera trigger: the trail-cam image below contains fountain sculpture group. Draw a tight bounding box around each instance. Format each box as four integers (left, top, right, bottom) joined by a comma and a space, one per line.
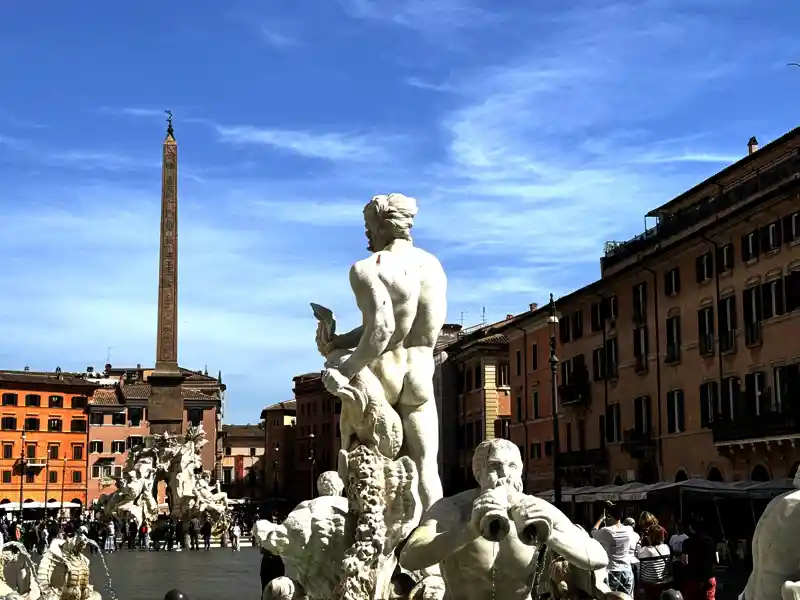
252, 194, 614, 600
97, 426, 231, 535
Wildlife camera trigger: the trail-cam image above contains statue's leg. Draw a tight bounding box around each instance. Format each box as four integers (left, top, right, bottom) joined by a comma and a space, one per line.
396, 358, 443, 513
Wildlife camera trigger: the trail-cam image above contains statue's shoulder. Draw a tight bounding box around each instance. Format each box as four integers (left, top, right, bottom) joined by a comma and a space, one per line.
425, 489, 476, 523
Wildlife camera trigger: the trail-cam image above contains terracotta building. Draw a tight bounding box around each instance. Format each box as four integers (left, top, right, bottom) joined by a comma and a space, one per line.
259, 400, 297, 500
219, 424, 266, 499
500, 129, 800, 492
292, 372, 340, 501
437, 321, 513, 493
0, 370, 96, 511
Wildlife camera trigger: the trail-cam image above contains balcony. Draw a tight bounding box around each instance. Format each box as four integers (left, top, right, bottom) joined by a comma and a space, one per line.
699, 333, 715, 357
558, 448, 609, 470
719, 330, 737, 354
622, 428, 657, 459
601, 153, 800, 271
713, 411, 799, 443
745, 322, 762, 347
559, 381, 591, 406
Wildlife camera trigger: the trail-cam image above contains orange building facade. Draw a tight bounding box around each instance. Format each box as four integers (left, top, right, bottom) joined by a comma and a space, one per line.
496, 129, 800, 493
0, 371, 96, 510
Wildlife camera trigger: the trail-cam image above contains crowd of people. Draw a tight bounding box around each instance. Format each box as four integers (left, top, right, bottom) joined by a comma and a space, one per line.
590, 503, 718, 600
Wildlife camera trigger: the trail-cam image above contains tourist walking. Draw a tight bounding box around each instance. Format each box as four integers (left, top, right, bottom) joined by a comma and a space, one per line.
189, 517, 200, 550
231, 522, 241, 552
201, 519, 212, 551
681, 516, 717, 600
637, 524, 673, 600
591, 503, 639, 597
104, 521, 116, 553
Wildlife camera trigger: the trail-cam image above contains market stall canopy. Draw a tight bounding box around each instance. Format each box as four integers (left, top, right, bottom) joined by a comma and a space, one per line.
0, 500, 81, 510
535, 478, 795, 503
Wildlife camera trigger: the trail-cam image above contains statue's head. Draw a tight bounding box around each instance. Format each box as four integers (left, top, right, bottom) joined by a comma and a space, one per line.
472, 439, 523, 494
316, 471, 344, 497
363, 193, 418, 252
62, 524, 89, 554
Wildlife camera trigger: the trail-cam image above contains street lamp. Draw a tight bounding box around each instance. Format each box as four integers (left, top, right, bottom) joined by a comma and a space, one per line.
43, 456, 50, 519
548, 293, 563, 509
18, 430, 26, 521
308, 433, 316, 499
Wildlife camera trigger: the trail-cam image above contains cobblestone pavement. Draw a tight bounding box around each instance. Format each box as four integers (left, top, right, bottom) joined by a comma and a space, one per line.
88, 548, 262, 600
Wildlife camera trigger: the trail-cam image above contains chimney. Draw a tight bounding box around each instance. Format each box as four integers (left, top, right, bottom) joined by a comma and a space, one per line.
529, 303, 538, 311
748, 136, 759, 155
506, 314, 515, 320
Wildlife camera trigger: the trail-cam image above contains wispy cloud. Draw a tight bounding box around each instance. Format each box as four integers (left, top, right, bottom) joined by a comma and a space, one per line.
338, 0, 491, 33
98, 107, 168, 118
259, 25, 297, 48
405, 77, 456, 93
214, 124, 389, 162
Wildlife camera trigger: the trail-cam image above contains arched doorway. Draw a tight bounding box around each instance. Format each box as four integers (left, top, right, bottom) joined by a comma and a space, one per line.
674, 470, 689, 482
751, 465, 771, 482
707, 467, 724, 482
613, 475, 625, 485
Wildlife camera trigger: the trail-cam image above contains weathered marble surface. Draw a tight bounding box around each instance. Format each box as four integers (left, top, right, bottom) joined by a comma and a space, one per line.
739, 473, 800, 600
400, 439, 610, 600
98, 426, 230, 534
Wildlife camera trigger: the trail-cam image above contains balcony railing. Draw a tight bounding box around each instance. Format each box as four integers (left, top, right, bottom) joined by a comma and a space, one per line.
745, 322, 762, 347
719, 330, 737, 354
558, 448, 609, 469
601, 153, 800, 270
622, 428, 656, 459
559, 381, 591, 406
712, 411, 799, 443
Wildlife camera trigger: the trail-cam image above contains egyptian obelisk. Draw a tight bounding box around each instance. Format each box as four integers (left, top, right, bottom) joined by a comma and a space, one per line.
148, 111, 185, 435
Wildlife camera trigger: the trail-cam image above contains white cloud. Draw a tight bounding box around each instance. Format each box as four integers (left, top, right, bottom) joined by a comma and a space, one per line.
260, 25, 297, 48
405, 77, 456, 93
214, 124, 390, 162
338, 0, 490, 33
98, 107, 167, 118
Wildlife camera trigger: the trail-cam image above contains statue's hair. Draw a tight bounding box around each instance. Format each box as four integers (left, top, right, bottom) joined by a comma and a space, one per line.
472, 438, 521, 482
317, 471, 344, 496
363, 193, 418, 242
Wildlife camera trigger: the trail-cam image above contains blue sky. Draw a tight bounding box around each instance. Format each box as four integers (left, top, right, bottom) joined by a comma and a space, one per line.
1, 0, 798, 425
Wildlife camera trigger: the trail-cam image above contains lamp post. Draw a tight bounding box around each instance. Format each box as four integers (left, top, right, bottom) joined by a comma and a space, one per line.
18, 430, 26, 521
548, 293, 563, 509
60, 457, 67, 522
43, 456, 50, 519
308, 433, 316, 499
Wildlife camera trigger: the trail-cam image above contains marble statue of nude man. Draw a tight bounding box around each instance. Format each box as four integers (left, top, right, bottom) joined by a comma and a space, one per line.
399, 439, 609, 600
320, 193, 447, 512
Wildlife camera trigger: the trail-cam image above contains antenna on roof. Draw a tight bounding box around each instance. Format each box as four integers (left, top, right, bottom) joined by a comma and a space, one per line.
481, 305, 486, 325
106, 346, 113, 364
460, 311, 468, 326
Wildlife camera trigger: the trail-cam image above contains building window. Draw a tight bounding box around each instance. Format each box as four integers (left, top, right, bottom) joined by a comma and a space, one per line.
127, 408, 143, 427
49, 470, 58, 484
531, 344, 538, 370
48, 395, 63, 408
126, 436, 143, 450
24, 418, 40, 432
1, 417, 17, 431
48, 445, 59, 460
744, 371, 768, 416
741, 230, 760, 262
532, 390, 540, 419
721, 376, 740, 420
225, 446, 232, 456
2, 393, 18, 407
72, 470, 82, 484
633, 282, 647, 322
571, 311, 584, 339
2, 444, 12, 459
250, 447, 257, 457
695, 252, 714, 283
605, 404, 621, 443
605, 337, 618, 378
497, 363, 510, 387
697, 307, 714, 356
761, 279, 786, 319
783, 211, 799, 243
474, 365, 482, 389
699, 382, 719, 427
766, 221, 782, 251
607, 295, 618, 319
633, 327, 648, 372
592, 346, 605, 380
25, 472, 35, 484
70, 419, 87, 433
89, 413, 104, 426
464, 368, 472, 392
90, 441, 104, 454
665, 315, 681, 362
187, 409, 203, 427
665, 267, 680, 297
544, 441, 553, 456
72, 445, 83, 460
26, 444, 36, 459
25, 394, 41, 407
71, 396, 87, 409
743, 286, 763, 346
530, 442, 542, 459
3, 471, 12, 484
515, 395, 522, 422
590, 301, 604, 332
560, 359, 573, 386
515, 350, 521, 376
717, 243, 734, 273
666, 390, 685, 434
111, 441, 125, 453
719, 296, 737, 353
48, 418, 63, 433
223, 468, 233, 484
